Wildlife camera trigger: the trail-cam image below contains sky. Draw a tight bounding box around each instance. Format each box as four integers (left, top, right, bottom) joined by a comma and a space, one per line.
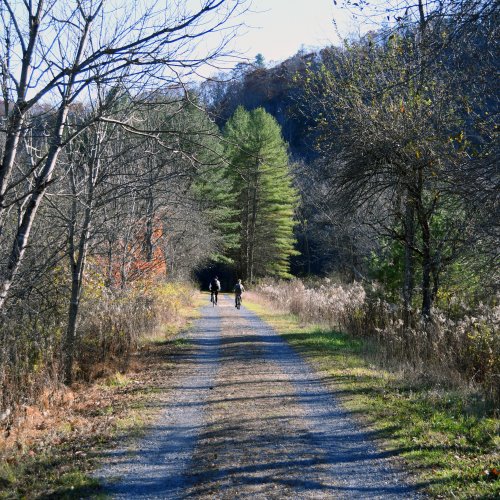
188, 0, 368, 79
231, 0, 358, 65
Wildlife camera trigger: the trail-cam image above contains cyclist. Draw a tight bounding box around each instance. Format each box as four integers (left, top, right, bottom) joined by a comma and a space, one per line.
233, 279, 244, 308
209, 276, 221, 305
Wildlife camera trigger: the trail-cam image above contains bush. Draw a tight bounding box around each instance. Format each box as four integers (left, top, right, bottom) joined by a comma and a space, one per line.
256, 279, 499, 405
75, 281, 194, 380
0, 278, 194, 424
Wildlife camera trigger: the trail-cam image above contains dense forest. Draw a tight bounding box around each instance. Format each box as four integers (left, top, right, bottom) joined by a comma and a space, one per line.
0, 0, 498, 432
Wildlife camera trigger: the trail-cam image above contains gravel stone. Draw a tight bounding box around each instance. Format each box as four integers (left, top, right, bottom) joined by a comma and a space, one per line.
98, 295, 421, 499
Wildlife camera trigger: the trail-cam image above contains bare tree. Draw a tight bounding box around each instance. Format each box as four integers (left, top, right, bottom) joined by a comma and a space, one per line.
0, 0, 247, 309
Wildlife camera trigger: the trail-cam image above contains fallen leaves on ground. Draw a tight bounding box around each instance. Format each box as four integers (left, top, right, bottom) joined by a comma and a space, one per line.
0, 336, 192, 496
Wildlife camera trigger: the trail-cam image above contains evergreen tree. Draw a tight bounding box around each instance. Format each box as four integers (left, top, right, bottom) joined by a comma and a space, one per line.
254, 53, 265, 67
224, 106, 299, 281
189, 102, 240, 264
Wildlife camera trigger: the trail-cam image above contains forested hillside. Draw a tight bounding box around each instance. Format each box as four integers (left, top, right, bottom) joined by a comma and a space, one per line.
202, 2, 498, 289
0, 2, 498, 493
200, 0, 498, 403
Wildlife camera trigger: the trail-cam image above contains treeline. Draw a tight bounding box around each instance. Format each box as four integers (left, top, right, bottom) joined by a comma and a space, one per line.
296, 5, 498, 321
0, 1, 258, 418
204, 0, 499, 317
201, 0, 499, 400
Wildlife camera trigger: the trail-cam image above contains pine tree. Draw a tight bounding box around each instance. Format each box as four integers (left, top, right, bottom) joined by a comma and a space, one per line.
189, 102, 240, 263
193, 161, 241, 263
224, 106, 299, 281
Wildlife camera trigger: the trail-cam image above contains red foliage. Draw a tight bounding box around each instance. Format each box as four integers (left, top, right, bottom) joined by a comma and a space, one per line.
94, 217, 168, 287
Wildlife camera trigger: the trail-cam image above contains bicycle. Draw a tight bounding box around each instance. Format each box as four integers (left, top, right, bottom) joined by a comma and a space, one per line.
235, 293, 242, 309
210, 290, 218, 306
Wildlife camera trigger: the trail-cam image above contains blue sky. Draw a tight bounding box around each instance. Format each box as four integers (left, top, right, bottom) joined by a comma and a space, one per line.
190, 0, 364, 78
232, 0, 357, 64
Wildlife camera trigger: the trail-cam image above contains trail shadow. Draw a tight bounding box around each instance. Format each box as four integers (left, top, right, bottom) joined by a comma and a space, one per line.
95, 301, 432, 499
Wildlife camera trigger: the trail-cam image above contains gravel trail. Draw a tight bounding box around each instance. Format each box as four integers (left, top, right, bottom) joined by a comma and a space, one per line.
99, 294, 420, 499
98, 302, 221, 498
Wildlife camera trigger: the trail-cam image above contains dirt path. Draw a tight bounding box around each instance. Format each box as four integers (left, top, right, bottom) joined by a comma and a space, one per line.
99, 294, 420, 499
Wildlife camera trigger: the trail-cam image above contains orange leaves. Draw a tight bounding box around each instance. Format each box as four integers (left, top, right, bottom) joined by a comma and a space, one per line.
92, 215, 168, 287
482, 467, 499, 481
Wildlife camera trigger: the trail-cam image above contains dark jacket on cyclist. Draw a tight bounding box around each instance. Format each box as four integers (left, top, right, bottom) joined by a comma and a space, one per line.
209, 278, 221, 292
233, 281, 244, 294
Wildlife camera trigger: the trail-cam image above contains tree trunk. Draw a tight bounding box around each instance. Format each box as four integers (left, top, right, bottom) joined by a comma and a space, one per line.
421, 218, 432, 319
64, 268, 82, 385
0, 110, 25, 232
248, 165, 259, 283
415, 166, 432, 320
0, 100, 71, 309
303, 221, 311, 276
144, 187, 154, 261
120, 233, 130, 289
402, 197, 415, 327
0, 0, 44, 232
244, 182, 251, 281
106, 239, 114, 287
431, 256, 440, 303
64, 152, 97, 384
0, 12, 92, 310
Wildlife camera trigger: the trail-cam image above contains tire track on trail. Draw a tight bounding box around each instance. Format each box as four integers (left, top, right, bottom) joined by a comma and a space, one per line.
183, 295, 419, 499
97, 301, 222, 498
99, 294, 420, 499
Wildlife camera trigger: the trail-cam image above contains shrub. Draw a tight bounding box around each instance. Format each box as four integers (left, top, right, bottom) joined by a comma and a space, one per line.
256, 279, 499, 405
75, 281, 194, 380
0, 278, 194, 425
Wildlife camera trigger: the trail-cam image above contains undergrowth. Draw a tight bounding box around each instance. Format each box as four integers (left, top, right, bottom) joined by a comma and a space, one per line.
244, 295, 500, 499
256, 279, 499, 405
0, 283, 197, 499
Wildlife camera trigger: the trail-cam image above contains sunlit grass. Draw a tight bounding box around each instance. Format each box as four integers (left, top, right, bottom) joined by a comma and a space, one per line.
102, 372, 130, 387
244, 298, 500, 499
0, 451, 101, 499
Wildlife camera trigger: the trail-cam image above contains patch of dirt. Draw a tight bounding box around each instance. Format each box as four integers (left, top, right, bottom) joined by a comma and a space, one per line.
185, 305, 310, 498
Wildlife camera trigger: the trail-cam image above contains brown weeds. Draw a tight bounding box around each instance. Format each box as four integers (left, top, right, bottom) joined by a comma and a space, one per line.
0, 282, 195, 441
254, 279, 499, 405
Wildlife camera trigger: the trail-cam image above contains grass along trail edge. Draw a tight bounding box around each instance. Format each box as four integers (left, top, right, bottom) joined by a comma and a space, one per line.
243, 293, 499, 499
0, 289, 202, 499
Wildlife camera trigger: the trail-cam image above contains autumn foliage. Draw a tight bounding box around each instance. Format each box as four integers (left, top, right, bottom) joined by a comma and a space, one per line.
101, 217, 168, 288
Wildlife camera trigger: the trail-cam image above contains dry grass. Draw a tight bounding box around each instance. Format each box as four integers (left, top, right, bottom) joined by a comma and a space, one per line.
75, 282, 195, 379
244, 295, 500, 499
0, 285, 198, 498
0, 282, 195, 449
253, 279, 500, 405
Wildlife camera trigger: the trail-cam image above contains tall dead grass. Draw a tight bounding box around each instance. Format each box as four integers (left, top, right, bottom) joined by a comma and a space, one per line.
0, 281, 194, 428
74, 282, 193, 380
256, 279, 499, 405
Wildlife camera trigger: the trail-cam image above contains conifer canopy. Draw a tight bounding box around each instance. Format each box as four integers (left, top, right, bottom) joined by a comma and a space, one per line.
224, 106, 299, 281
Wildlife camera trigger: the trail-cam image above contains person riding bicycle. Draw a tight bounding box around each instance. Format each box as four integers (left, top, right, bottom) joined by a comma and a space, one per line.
209, 276, 221, 304
233, 279, 244, 308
